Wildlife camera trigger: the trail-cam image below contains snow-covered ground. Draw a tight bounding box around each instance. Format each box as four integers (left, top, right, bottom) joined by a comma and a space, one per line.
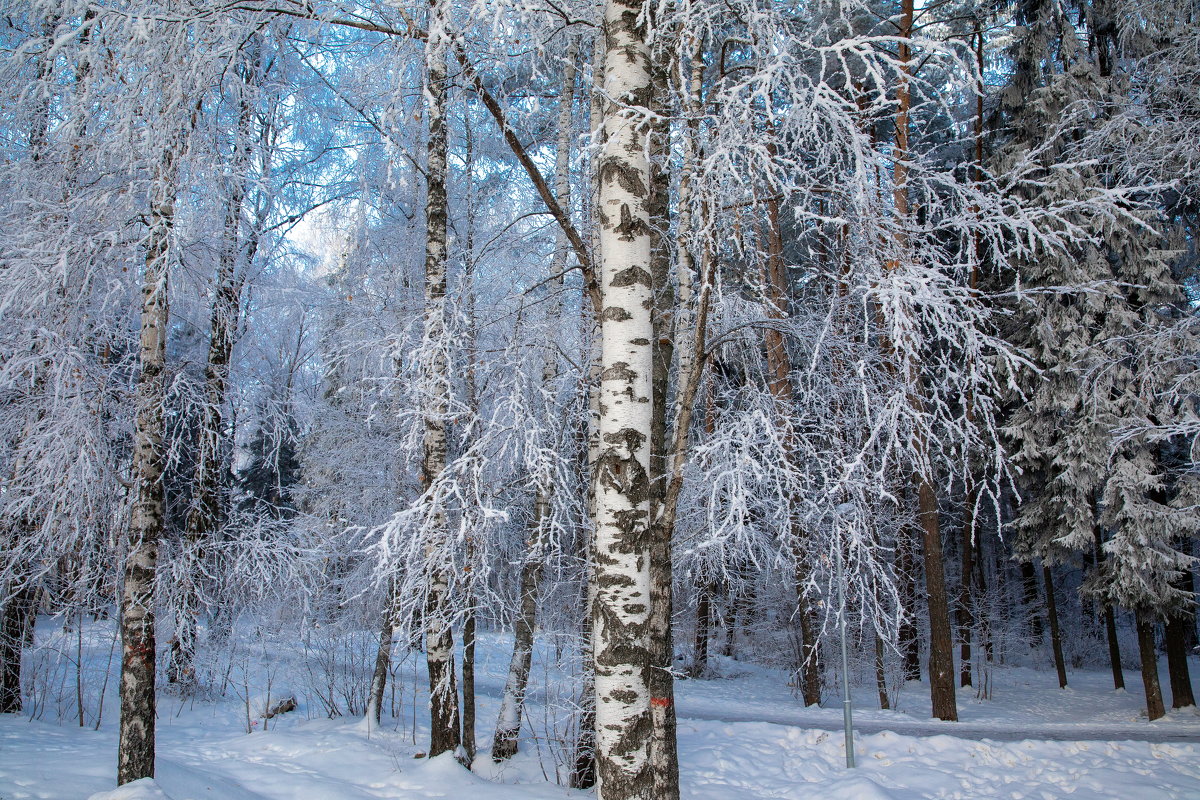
1, 621, 1198, 799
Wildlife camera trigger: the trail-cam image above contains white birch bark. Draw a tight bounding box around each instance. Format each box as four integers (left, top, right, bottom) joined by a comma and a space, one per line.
592, 0, 655, 795
118, 145, 179, 785
420, 0, 461, 759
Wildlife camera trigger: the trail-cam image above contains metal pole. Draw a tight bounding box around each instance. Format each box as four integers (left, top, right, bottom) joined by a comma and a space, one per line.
838, 542, 855, 768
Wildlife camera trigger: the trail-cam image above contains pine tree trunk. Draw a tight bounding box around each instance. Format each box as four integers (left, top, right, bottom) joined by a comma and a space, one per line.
1136, 609, 1165, 721
1093, 528, 1123, 689
119, 152, 177, 785
975, 534, 995, 663
591, 0, 656, 791
693, 587, 710, 677
1165, 608, 1195, 709
890, 0, 952, 719
897, 531, 922, 681
461, 611, 476, 761
1104, 604, 1124, 690
722, 592, 736, 658
760, 144, 821, 708
421, 0, 460, 759
646, 46, 680, 800
958, 486, 977, 688
1043, 565, 1068, 689
919, 480, 958, 721
0, 580, 35, 714
794, 561, 822, 706
1020, 561, 1044, 644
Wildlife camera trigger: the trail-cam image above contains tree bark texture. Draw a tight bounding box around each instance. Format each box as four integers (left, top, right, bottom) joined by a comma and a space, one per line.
897, 531, 922, 682
1043, 565, 1068, 689
461, 610, 477, 761
592, 0, 656, 793
492, 550, 543, 761
958, 485, 977, 688
367, 575, 402, 725
0, 580, 35, 713
1020, 561, 1044, 644
1104, 603, 1124, 690
1165, 607, 1195, 709
421, 0, 461, 759
889, 0, 953, 720
1136, 609, 1165, 721
118, 154, 177, 785
1093, 527, 1124, 689
875, 633, 890, 709
918, 480, 958, 720
646, 43, 681, 800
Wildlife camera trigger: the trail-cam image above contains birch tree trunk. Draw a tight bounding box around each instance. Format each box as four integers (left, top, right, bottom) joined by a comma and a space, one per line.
118, 147, 179, 785
367, 579, 397, 725
492, 36, 578, 764
592, 0, 656, 793
421, 0, 460, 759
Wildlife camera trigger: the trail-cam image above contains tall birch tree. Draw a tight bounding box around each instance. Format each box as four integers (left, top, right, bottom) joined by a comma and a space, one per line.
592, 0, 657, 794
420, 0, 461, 759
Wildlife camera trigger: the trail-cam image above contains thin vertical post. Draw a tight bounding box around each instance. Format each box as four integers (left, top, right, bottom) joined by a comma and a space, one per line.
837, 541, 855, 768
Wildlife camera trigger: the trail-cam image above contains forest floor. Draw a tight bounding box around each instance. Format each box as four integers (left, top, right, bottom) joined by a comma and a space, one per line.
0, 622, 1198, 799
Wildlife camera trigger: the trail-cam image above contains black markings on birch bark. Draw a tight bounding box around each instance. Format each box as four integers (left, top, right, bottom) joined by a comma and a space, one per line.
421, 0, 461, 760
592, 0, 656, 794
119, 144, 180, 786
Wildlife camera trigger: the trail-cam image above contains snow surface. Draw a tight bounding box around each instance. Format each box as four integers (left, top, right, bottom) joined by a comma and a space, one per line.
1, 622, 1198, 799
